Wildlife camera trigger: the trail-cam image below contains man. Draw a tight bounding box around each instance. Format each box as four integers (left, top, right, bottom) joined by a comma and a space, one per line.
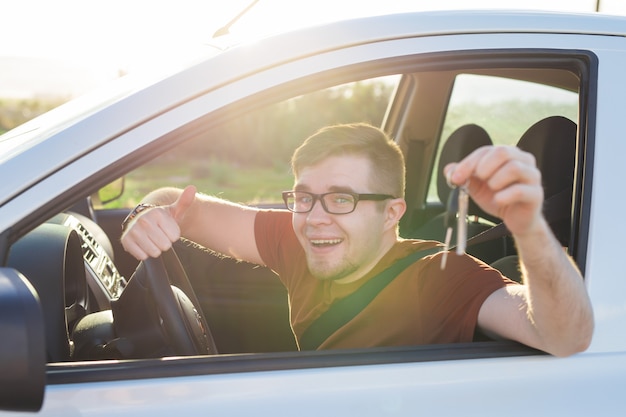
121, 123, 593, 356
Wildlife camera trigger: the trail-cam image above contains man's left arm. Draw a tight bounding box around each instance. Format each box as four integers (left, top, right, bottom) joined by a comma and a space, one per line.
477, 217, 593, 357
447, 146, 594, 357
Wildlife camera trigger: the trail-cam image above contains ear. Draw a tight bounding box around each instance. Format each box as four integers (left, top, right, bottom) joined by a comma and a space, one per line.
384, 198, 406, 231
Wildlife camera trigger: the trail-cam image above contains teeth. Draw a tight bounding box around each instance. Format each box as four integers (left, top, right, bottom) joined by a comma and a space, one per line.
311, 239, 342, 246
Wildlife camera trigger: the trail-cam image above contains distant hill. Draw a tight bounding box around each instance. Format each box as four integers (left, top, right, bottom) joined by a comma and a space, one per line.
0, 56, 116, 99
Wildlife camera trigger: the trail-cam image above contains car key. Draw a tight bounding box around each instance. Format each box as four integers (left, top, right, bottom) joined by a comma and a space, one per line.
440, 186, 459, 269
456, 185, 468, 256
440, 184, 468, 269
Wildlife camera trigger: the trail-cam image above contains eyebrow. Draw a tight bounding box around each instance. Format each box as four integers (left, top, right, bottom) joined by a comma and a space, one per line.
293, 184, 357, 193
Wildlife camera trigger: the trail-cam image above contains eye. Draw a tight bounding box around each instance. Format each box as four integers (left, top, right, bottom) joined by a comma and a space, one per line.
331, 193, 354, 205
296, 193, 313, 204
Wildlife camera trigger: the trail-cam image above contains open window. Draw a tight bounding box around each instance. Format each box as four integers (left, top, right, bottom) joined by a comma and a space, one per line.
5, 48, 596, 380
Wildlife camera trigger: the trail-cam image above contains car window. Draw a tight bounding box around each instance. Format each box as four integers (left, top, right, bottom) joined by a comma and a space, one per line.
10, 49, 593, 366
427, 74, 578, 202
103, 76, 400, 209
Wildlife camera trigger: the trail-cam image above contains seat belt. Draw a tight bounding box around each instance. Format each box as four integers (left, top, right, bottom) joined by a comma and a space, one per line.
299, 246, 439, 351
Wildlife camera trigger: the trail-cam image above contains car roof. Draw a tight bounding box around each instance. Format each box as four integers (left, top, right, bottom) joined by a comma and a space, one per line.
1, 9, 625, 207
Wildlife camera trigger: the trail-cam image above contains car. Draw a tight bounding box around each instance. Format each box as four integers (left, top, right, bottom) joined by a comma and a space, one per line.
1, 8, 626, 416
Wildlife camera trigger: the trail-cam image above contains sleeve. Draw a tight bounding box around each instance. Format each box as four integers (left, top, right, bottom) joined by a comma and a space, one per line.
254, 209, 302, 282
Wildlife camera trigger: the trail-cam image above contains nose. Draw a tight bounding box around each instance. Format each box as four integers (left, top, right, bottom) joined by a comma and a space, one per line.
305, 196, 331, 224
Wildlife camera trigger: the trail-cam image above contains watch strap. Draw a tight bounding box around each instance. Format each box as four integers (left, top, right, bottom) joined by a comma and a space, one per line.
121, 203, 156, 231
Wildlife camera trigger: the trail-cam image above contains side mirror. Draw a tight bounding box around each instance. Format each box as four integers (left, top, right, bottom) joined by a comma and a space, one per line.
0, 269, 46, 412
93, 177, 125, 207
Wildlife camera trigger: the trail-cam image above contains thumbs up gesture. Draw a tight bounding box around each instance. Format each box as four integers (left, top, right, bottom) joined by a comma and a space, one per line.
121, 185, 197, 260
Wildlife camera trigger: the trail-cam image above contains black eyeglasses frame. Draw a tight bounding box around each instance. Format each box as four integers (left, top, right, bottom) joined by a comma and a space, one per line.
282, 190, 396, 214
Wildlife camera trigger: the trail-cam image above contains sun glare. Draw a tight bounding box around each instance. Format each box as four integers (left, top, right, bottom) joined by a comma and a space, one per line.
3, 0, 626, 98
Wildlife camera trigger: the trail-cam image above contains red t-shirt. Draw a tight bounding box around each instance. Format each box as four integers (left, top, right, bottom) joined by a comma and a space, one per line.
254, 209, 514, 350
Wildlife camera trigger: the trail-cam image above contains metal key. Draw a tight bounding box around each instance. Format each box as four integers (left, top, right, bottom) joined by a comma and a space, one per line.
440, 184, 469, 269
456, 185, 468, 256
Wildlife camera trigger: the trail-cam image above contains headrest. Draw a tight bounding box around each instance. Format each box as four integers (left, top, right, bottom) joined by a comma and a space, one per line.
517, 116, 577, 246
437, 124, 493, 218
517, 116, 577, 199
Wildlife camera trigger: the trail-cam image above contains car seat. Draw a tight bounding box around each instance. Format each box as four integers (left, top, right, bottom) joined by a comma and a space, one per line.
411, 124, 508, 263
490, 115, 577, 282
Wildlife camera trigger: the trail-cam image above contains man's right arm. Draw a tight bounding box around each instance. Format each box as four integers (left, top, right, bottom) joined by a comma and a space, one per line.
120, 185, 264, 265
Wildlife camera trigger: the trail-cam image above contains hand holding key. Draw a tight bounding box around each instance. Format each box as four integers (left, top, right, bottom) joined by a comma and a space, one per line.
444, 145, 543, 238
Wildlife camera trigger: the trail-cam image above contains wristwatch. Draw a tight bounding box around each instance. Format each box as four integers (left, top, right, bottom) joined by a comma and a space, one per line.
121, 203, 156, 231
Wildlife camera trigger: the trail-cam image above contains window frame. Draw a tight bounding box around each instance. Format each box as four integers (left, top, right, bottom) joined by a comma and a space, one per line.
21, 47, 597, 382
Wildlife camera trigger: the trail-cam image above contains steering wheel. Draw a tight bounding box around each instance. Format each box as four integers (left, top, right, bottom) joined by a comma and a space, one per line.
142, 249, 218, 356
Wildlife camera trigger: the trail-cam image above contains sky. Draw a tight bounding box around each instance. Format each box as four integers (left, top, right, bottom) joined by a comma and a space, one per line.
2, 0, 626, 98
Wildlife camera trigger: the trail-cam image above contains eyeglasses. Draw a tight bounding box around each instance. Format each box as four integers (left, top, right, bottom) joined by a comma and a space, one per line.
282, 191, 395, 214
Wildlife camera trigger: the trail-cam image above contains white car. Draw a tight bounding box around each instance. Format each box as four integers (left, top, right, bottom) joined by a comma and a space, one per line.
1, 9, 625, 416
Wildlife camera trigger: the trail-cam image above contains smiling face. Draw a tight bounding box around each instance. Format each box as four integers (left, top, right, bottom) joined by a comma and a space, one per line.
292, 154, 405, 284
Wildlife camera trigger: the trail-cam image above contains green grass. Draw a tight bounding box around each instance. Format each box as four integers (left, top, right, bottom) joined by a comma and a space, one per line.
112, 159, 294, 208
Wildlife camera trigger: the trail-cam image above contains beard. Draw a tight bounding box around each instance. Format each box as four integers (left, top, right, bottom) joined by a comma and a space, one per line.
306, 254, 360, 282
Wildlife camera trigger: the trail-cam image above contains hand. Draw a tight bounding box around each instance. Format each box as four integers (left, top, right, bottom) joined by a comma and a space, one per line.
121, 185, 197, 260
444, 146, 544, 237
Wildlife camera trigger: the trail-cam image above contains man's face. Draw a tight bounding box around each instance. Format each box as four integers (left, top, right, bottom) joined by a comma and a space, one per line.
292, 154, 397, 284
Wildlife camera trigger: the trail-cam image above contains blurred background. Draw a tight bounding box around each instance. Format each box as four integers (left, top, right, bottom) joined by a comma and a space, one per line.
2, 0, 625, 109
1, 0, 617, 206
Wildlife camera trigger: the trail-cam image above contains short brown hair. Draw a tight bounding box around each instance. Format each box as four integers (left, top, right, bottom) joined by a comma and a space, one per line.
291, 123, 405, 198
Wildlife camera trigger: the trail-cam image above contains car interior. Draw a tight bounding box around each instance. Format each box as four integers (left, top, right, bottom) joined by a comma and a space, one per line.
4, 53, 588, 363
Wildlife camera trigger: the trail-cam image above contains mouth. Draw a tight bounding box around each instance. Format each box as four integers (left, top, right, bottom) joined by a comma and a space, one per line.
310, 238, 343, 248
